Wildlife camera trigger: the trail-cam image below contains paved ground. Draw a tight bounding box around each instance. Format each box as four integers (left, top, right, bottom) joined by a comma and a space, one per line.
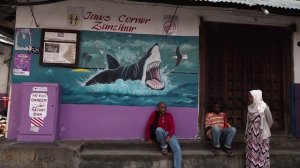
0, 138, 299, 168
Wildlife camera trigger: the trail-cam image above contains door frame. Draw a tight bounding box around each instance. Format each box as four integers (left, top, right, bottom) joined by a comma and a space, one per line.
199, 21, 293, 137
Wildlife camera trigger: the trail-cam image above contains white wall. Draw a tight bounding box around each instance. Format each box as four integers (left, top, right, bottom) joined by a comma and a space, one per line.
0, 43, 11, 94
15, 0, 300, 82
294, 32, 300, 83
16, 0, 200, 36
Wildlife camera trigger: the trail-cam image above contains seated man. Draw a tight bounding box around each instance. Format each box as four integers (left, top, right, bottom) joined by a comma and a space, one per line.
205, 102, 236, 156
145, 102, 182, 168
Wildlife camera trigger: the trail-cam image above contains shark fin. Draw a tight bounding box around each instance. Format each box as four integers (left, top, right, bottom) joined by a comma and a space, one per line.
106, 54, 120, 69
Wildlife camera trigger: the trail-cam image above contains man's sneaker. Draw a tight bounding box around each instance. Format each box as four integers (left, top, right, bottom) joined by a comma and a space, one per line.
161, 148, 168, 155
211, 147, 221, 155
223, 147, 234, 157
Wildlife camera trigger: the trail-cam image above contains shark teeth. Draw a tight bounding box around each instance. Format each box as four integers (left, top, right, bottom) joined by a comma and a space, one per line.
146, 62, 160, 72
145, 61, 164, 90
146, 79, 165, 90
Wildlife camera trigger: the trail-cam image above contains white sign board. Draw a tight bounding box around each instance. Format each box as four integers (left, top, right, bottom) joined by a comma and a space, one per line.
29, 92, 48, 118
33, 87, 48, 92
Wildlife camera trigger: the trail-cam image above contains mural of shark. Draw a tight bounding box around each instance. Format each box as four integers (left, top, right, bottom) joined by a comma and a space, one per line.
84, 43, 165, 90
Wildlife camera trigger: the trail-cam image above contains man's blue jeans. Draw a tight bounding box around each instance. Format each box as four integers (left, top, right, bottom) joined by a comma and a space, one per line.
155, 127, 182, 168
211, 126, 236, 148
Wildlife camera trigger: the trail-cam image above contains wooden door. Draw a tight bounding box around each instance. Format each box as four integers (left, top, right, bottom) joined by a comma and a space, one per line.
203, 22, 292, 131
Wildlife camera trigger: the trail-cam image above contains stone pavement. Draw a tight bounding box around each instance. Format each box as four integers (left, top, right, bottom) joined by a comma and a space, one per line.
0, 136, 300, 168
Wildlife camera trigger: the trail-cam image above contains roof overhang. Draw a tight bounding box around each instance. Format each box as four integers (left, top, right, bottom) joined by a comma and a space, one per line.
130, 0, 300, 16
195, 0, 300, 10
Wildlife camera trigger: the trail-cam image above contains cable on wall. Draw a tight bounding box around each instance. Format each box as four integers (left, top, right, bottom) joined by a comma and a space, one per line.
165, 4, 178, 36
27, 0, 39, 27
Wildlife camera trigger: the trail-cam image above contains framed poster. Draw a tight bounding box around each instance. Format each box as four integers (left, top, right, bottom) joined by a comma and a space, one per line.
40, 29, 79, 67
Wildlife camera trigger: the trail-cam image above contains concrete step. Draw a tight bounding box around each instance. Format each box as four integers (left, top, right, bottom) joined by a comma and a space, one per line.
78, 138, 300, 168
1, 138, 300, 168
79, 148, 300, 168
81, 136, 300, 151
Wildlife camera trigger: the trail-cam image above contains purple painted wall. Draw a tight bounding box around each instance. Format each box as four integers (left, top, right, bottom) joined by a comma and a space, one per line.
7, 84, 198, 140
295, 84, 300, 137
7, 85, 21, 139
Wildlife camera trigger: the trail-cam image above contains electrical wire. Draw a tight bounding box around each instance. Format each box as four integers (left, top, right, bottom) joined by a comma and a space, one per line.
27, 0, 39, 27
165, 4, 178, 36
0, 0, 66, 6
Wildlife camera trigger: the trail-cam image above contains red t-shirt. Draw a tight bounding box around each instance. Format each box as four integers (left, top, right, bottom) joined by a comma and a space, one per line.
145, 111, 175, 140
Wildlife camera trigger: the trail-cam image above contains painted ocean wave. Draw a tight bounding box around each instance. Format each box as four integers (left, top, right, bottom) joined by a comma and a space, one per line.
62, 71, 198, 107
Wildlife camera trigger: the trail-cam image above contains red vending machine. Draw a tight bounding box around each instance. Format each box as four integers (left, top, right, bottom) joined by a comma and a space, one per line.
17, 83, 60, 142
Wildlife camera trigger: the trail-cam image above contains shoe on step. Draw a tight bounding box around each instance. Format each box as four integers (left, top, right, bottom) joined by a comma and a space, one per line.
161, 148, 168, 155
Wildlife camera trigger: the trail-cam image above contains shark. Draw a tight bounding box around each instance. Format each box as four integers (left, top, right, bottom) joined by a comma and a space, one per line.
84, 43, 165, 90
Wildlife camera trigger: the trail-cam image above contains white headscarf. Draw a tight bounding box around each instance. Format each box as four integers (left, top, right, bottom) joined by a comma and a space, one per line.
247, 90, 272, 139
248, 90, 266, 114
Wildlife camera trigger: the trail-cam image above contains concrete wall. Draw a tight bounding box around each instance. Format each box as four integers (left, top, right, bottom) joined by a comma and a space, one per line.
15, 1, 300, 82
0, 43, 11, 94
7, 84, 198, 140
9, 0, 201, 140
8, 0, 300, 140
294, 33, 300, 83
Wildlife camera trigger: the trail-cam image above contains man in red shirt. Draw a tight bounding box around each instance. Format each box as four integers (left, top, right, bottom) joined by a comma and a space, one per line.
145, 102, 182, 168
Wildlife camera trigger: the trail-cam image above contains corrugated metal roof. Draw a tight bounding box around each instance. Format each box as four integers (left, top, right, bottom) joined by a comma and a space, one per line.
195, 0, 300, 10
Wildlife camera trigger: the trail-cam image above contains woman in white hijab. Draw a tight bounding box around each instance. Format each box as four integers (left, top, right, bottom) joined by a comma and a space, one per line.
245, 90, 273, 168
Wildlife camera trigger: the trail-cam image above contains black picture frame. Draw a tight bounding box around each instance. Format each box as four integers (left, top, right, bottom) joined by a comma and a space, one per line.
40, 29, 80, 67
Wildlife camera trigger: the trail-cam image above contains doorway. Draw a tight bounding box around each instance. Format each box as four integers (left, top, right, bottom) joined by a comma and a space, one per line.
200, 22, 292, 133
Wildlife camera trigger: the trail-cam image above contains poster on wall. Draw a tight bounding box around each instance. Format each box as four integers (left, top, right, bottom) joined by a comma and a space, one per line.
29, 92, 48, 132
40, 29, 79, 67
66, 6, 83, 29
13, 53, 31, 76
15, 28, 32, 51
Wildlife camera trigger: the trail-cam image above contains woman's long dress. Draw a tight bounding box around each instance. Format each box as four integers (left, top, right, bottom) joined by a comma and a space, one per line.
246, 112, 270, 168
